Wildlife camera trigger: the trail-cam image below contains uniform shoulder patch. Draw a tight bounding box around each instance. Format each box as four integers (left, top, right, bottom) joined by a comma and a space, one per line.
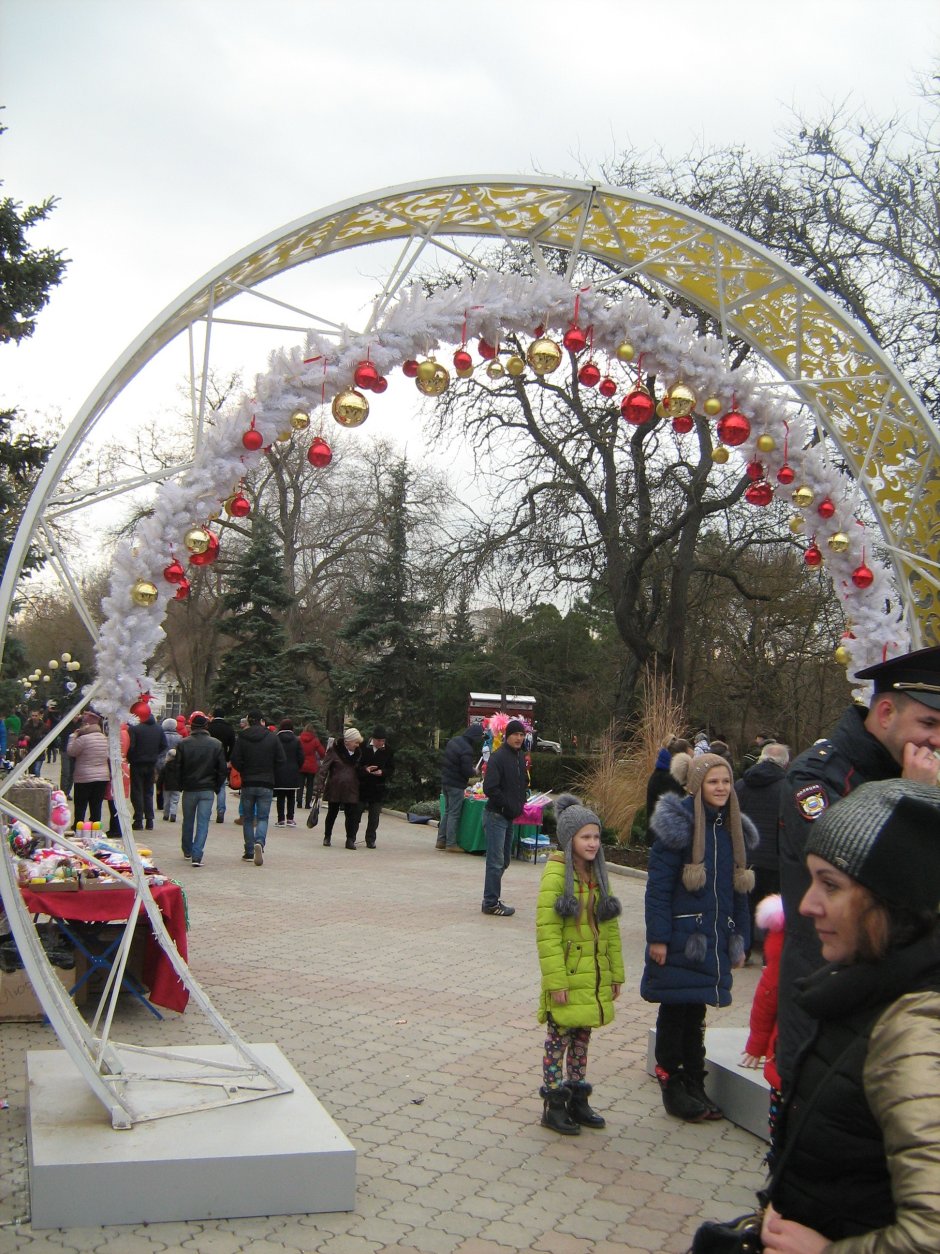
794, 784, 828, 821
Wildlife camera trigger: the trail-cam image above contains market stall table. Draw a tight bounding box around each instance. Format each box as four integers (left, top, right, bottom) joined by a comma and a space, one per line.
20, 881, 189, 1014
440, 795, 545, 854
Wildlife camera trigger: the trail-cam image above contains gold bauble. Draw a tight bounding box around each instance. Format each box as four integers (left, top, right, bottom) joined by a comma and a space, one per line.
486, 360, 505, 379
130, 579, 159, 607
792, 486, 814, 509
455, 365, 474, 379
277, 428, 293, 443
756, 434, 776, 453
416, 363, 450, 396
184, 527, 211, 554
703, 396, 722, 417
289, 409, 311, 432
526, 337, 563, 376
667, 382, 696, 418
416, 359, 439, 383
331, 388, 370, 427
506, 355, 525, 377
834, 645, 852, 666
615, 341, 635, 363
656, 399, 669, 419
827, 531, 850, 553
711, 446, 730, 464
789, 516, 805, 534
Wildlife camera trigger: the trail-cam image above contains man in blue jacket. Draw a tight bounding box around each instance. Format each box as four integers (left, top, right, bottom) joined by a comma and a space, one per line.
437, 723, 484, 851
481, 719, 528, 917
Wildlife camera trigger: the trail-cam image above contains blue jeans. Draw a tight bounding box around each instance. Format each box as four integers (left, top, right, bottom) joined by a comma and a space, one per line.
439, 786, 466, 846
181, 790, 214, 862
216, 781, 227, 819
482, 809, 513, 909
242, 786, 273, 853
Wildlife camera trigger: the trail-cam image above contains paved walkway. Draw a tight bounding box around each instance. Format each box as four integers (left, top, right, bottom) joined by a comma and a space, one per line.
0, 802, 767, 1252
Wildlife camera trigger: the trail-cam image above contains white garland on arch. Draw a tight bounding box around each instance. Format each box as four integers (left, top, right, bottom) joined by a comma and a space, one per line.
93, 273, 908, 721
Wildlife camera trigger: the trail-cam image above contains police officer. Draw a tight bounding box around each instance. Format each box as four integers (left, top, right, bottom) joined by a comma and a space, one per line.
777, 644, 940, 1085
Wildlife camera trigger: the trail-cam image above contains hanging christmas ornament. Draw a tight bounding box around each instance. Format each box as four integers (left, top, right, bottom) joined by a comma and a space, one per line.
174, 577, 191, 602
703, 397, 722, 417
332, 388, 370, 427
478, 338, 498, 360
486, 360, 505, 379
792, 486, 814, 509
672, 414, 694, 435
184, 527, 212, 555
506, 355, 525, 377
526, 337, 563, 376
402, 359, 420, 378
598, 376, 617, 399
817, 496, 836, 519
130, 579, 159, 607
163, 558, 186, 584
804, 541, 823, 568
852, 559, 874, 589
289, 409, 311, 432
834, 643, 851, 666
666, 382, 696, 418
577, 362, 601, 388
756, 433, 776, 454
307, 437, 333, 467
226, 493, 252, 519
416, 360, 438, 384
189, 530, 220, 566
711, 445, 730, 464
242, 425, 264, 451
789, 516, 804, 534
746, 460, 764, 482
372, 376, 388, 394
353, 360, 379, 390
776, 463, 796, 485
621, 386, 655, 426
615, 341, 635, 362
276, 428, 293, 443
827, 531, 849, 553
453, 348, 473, 372
745, 482, 774, 507
562, 324, 588, 354
130, 693, 153, 719
655, 399, 668, 419
716, 409, 751, 446
416, 363, 450, 396
455, 362, 474, 379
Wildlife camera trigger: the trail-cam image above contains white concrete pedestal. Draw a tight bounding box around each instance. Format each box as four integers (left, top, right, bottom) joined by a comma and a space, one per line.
647, 1026, 771, 1141
27, 1043, 356, 1229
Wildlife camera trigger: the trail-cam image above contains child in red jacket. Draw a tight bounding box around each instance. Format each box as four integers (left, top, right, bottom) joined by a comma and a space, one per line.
740, 893, 784, 1150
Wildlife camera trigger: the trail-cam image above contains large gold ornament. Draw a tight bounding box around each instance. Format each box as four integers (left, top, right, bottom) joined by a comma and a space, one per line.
827, 531, 850, 553
792, 486, 814, 509
332, 388, 370, 427
615, 341, 635, 363
416, 359, 439, 384
290, 409, 311, 432
416, 363, 450, 396
506, 355, 525, 377
526, 337, 563, 376
455, 364, 474, 379
834, 644, 851, 666
184, 527, 211, 554
711, 446, 730, 464
486, 360, 505, 379
756, 434, 776, 453
656, 400, 669, 419
666, 382, 696, 418
130, 579, 159, 607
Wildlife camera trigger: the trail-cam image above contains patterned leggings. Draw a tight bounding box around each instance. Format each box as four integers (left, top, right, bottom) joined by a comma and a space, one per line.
543, 1016, 591, 1089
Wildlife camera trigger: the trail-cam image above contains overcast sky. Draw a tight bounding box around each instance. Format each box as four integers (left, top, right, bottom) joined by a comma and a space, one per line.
2, 0, 937, 443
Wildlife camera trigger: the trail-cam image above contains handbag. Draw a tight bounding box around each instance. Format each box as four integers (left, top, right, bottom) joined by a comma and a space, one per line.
690, 1210, 763, 1253
306, 798, 320, 828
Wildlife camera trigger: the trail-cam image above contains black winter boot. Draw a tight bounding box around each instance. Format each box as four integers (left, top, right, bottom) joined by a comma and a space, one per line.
685, 1071, 724, 1120
539, 1085, 580, 1135
655, 1066, 708, 1122
564, 1081, 606, 1128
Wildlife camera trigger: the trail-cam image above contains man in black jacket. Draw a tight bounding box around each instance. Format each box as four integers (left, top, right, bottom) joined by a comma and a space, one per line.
208, 710, 237, 823
437, 723, 484, 850
357, 726, 394, 848
127, 706, 168, 830
175, 714, 228, 867
735, 741, 789, 944
231, 710, 286, 866
481, 719, 529, 917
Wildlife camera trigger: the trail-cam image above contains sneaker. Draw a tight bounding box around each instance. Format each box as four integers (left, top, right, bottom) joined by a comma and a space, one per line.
253, 843, 264, 866
345, 840, 357, 849
131, 820, 142, 831
162, 814, 170, 822
286, 819, 297, 827
365, 840, 376, 848
435, 840, 446, 850
241, 853, 253, 862
145, 820, 154, 830
216, 814, 225, 824
191, 860, 202, 868
322, 836, 331, 847
482, 901, 515, 916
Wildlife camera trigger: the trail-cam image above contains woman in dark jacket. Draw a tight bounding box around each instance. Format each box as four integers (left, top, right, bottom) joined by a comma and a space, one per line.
273, 719, 305, 826
315, 728, 363, 849
757, 779, 940, 1253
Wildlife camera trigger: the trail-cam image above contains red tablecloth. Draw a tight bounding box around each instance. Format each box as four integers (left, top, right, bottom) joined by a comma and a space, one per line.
20, 881, 189, 1013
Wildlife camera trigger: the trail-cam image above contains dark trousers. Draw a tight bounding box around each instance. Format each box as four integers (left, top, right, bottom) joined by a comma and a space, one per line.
358, 799, 382, 845
324, 801, 360, 843
130, 763, 156, 824
654, 1002, 707, 1076
297, 775, 317, 807
73, 780, 108, 825
275, 788, 296, 823
748, 865, 781, 950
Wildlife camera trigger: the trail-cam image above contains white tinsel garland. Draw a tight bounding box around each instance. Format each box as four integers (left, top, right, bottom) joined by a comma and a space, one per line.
92, 273, 907, 720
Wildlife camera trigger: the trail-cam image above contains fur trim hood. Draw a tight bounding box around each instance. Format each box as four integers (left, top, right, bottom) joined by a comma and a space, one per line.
650, 791, 759, 852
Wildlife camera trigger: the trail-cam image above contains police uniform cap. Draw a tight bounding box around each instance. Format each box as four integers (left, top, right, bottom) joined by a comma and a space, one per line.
854, 645, 940, 712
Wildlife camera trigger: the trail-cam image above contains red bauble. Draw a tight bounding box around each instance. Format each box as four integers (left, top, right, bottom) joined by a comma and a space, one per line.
598, 377, 617, 398
563, 324, 588, 354
242, 428, 264, 451
307, 437, 333, 468
353, 361, 379, 390
852, 563, 874, 589
130, 694, 152, 720
534, 323, 545, 337
229, 493, 251, 518
402, 359, 419, 378
478, 338, 497, 360
817, 496, 836, 519
371, 375, 388, 394
163, 559, 186, 584
453, 349, 473, 372
716, 409, 751, 446
578, 362, 601, 387
173, 577, 191, 601
621, 388, 655, 425
776, 463, 796, 485
745, 481, 774, 507
189, 530, 220, 566
804, 542, 823, 568
671, 414, 694, 434
746, 460, 764, 481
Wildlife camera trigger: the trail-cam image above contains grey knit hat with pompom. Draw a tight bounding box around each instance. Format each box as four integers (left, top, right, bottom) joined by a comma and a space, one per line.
552, 793, 621, 922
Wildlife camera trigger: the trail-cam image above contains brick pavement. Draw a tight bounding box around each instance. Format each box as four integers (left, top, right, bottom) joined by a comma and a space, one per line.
0, 803, 767, 1252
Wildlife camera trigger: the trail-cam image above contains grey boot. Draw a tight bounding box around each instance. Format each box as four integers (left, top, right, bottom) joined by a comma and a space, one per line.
539, 1085, 580, 1135
565, 1081, 606, 1128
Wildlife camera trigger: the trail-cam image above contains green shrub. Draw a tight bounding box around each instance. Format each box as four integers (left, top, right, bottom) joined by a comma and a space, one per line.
528, 752, 593, 794
406, 799, 441, 818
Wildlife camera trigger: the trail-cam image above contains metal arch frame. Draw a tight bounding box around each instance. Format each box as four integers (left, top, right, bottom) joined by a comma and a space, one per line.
1, 175, 937, 1125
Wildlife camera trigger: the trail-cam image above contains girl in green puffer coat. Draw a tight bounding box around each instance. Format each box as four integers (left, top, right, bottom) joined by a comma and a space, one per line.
536, 793, 624, 1135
